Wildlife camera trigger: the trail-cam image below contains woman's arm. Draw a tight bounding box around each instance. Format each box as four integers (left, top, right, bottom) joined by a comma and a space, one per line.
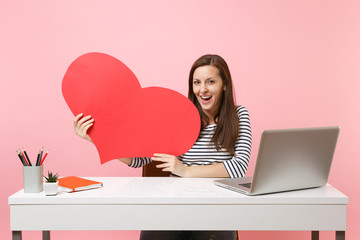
117, 158, 133, 166
222, 106, 252, 178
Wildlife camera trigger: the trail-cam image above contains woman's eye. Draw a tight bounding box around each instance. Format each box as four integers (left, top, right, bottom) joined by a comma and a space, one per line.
208, 80, 215, 84
193, 81, 200, 85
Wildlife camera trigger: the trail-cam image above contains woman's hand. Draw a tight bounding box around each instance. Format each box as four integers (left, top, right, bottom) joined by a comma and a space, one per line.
151, 153, 188, 177
151, 153, 230, 178
73, 113, 94, 143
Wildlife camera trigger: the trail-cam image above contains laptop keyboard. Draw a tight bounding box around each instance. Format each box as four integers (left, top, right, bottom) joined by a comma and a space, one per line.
239, 183, 252, 189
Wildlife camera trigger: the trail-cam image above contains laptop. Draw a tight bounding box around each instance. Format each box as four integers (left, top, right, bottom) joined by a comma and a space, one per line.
214, 126, 340, 195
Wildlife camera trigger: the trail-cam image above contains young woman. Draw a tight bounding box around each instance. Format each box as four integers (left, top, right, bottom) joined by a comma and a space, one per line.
74, 54, 252, 240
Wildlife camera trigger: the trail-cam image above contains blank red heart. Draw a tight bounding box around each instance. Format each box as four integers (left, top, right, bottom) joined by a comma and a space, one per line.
62, 52, 200, 164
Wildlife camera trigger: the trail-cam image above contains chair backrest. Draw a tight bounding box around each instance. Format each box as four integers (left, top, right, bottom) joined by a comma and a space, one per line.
142, 161, 171, 177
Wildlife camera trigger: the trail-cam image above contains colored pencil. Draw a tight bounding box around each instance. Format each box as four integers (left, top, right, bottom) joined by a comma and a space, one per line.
39, 147, 44, 165
18, 150, 27, 166
40, 151, 48, 166
36, 149, 41, 166
20, 151, 30, 166
23, 149, 32, 166
16, 150, 26, 166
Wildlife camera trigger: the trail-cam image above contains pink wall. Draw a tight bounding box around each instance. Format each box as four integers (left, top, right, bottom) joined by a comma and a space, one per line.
1, 0, 359, 239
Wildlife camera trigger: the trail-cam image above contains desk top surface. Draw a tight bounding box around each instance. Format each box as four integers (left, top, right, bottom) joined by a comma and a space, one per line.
9, 177, 348, 205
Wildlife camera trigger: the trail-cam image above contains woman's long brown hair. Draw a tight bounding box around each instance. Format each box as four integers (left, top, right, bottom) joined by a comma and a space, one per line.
188, 54, 239, 155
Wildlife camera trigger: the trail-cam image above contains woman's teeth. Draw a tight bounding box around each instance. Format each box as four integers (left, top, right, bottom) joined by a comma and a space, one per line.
201, 96, 212, 100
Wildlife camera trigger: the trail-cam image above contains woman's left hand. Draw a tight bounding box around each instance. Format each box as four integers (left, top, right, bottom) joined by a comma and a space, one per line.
151, 153, 188, 177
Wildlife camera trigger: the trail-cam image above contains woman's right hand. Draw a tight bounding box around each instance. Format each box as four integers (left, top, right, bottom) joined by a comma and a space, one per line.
73, 113, 133, 166
73, 113, 94, 143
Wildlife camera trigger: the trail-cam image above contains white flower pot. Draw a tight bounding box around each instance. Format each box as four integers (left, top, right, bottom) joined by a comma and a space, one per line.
43, 182, 58, 196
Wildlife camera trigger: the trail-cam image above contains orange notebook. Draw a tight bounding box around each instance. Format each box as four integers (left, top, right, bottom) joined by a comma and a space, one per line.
58, 176, 103, 192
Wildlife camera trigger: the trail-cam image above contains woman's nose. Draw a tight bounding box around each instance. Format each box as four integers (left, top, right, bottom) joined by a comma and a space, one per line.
200, 83, 208, 93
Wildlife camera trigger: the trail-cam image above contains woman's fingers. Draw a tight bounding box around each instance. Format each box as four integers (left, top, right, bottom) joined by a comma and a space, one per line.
152, 154, 179, 172
73, 114, 94, 141
74, 113, 83, 123
151, 153, 173, 161
79, 118, 94, 132
83, 123, 93, 132
76, 115, 92, 128
79, 120, 94, 137
152, 156, 171, 168
151, 153, 187, 176
73, 113, 83, 129
151, 156, 164, 162
74, 115, 91, 130
156, 162, 169, 168
156, 163, 172, 172
153, 153, 171, 158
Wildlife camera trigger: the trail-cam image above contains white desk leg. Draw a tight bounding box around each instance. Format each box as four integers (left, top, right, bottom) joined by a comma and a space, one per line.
312, 231, 319, 240
43, 231, 50, 240
12, 231, 22, 240
336, 231, 345, 240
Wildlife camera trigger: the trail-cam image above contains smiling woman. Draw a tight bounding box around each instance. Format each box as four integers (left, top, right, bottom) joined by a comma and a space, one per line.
188, 55, 242, 156
74, 54, 252, 240
74, 54, 252, 179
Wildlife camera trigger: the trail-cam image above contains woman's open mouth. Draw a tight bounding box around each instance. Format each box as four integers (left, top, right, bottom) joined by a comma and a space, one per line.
200, 95, 212, 103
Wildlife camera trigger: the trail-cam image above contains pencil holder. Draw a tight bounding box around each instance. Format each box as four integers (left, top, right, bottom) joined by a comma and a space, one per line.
23, 165, 43, 193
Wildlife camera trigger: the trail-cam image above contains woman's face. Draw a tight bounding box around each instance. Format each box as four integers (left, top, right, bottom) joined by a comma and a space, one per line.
192, 65, 225, 121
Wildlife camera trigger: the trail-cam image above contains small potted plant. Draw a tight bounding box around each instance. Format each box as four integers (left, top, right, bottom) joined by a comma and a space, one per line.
43, 171, 59, 196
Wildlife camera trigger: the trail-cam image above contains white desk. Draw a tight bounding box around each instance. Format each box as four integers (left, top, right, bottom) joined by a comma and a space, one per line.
9, 177, 348, 240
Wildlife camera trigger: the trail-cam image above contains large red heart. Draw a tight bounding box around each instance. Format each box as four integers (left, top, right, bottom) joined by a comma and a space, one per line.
62, 52, 200, 164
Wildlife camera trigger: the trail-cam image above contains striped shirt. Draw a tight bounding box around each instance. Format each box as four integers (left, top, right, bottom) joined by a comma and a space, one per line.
130, 105, 252, 178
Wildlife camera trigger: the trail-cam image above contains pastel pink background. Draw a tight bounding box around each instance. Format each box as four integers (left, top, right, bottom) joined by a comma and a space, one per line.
1, 0, 359, 239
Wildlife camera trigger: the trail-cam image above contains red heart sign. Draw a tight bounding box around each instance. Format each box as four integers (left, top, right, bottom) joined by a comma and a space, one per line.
62, 52, 200, 164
